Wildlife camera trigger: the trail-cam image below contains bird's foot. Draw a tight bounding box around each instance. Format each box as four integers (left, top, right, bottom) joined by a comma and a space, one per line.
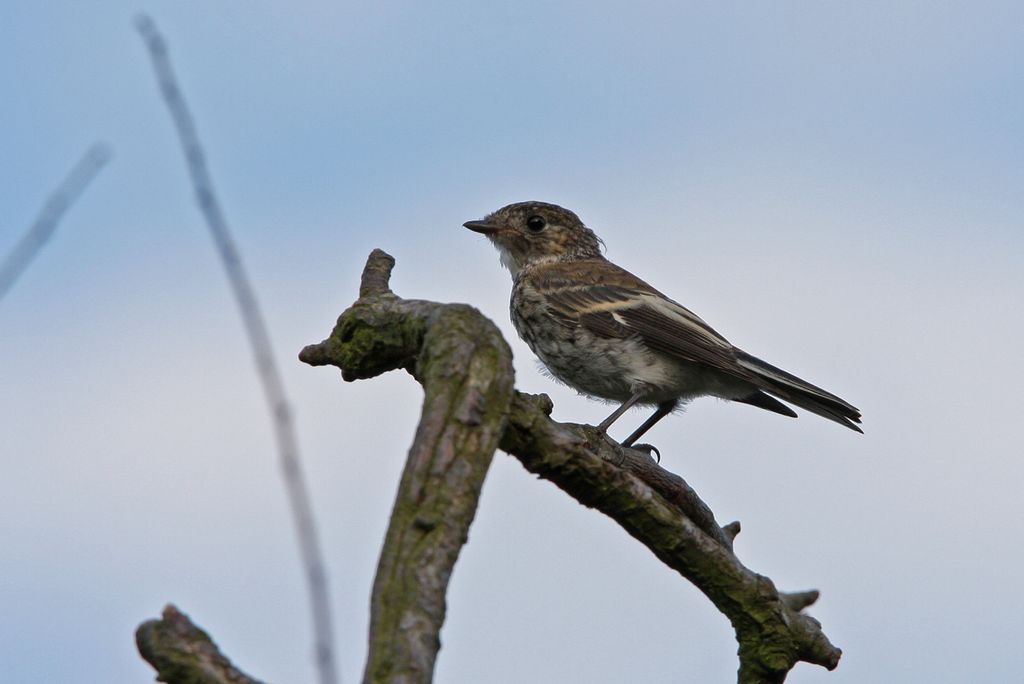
597, 431, 629, 466
597, 429, 619, 452
626, 442, 661, 463
598, 430, 661, 465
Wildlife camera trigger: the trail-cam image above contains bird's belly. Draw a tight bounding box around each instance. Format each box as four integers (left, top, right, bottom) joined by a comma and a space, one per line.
513, 310, 703, 403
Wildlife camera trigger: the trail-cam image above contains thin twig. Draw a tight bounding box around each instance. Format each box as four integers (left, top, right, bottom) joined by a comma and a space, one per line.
135, 15, 338, 684
0, 144, 111, 303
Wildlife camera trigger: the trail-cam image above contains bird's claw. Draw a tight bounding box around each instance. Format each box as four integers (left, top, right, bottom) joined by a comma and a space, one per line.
599, 430, 662, 465
627, 442, 661, 463
597, 431, 628, 466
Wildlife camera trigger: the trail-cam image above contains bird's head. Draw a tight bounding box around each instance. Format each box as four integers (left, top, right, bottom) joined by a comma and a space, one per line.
464, 201, 603, 275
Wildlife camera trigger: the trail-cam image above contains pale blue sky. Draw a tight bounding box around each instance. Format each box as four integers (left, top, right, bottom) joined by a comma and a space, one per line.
2, 2, 1022, 682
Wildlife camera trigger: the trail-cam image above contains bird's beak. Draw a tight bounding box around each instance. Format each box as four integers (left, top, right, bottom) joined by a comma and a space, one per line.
463, 219, 498, 235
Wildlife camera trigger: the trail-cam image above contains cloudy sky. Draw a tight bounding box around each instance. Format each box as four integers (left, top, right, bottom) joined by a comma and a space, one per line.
2, 2, 1022, 682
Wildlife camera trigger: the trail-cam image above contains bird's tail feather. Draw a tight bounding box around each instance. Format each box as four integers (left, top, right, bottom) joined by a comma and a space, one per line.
735, 350, 863, 433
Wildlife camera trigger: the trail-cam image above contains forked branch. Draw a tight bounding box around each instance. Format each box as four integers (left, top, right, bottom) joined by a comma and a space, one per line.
298, 250, 841, 684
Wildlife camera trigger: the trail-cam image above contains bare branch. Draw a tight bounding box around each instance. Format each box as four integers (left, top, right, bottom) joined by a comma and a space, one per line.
782, 590, 821, 612
136, 605, 266, 684
359, 249, 396, 298
0, 144, 110, 303
305, 249, 514, 684
302, 251, 842, 684
135, 16, 337, 684
499, 392, 840, 682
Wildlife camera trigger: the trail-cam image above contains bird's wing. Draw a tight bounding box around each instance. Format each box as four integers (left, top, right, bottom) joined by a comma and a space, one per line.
534, 259, 863, 431
534, 259, 754, 379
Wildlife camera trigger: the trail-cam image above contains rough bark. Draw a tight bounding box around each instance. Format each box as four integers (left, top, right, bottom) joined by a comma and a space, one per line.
296, 250, 841, 684
500, 392, 838, 683
305, 250, 515, 684
136, 604, 265, 684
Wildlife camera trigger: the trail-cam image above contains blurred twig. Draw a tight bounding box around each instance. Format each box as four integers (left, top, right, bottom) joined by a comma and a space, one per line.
0, 144, 111, 303
135, 15, 338, 684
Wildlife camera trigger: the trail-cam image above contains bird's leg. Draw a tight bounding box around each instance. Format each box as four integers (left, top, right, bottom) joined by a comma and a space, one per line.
596, 390, 647, 434
621, 400, 678, 448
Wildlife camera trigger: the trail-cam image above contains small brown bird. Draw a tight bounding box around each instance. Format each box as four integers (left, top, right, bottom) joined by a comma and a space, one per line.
464, 201, 862, 447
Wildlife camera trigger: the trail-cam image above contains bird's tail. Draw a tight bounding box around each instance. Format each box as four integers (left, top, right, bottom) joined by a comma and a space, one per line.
735, 350, 863, 433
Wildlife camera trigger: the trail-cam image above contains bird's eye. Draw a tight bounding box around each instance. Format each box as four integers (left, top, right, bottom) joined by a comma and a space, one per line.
526, 215, 547, 232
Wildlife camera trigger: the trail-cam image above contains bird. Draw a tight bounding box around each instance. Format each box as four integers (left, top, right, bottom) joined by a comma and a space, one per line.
463, 201, 862, 448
